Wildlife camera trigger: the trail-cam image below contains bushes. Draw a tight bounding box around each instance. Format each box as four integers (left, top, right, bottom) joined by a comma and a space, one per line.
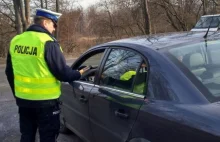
60, 36, 114, 57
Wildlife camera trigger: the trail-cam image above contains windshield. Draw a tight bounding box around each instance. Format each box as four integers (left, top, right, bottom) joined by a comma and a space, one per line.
194, 16, 220, 28
169, 40, 220, 102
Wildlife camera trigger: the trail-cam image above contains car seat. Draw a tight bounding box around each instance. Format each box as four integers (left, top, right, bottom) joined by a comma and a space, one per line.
189, 53, 206, 76
182, 53, 206, 79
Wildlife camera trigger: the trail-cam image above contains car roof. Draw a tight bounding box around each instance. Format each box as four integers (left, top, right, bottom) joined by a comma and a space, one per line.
103, 31, 220, 50
201, 14, 220, 17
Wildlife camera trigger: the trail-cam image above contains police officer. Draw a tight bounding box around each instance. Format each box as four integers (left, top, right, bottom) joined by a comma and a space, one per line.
5, 8, 87, 142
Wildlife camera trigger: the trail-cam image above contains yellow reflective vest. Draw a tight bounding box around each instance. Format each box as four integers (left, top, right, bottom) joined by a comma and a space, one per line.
120, 71, 136, 81
10, 31, 61, 100
120, 70, 146, 94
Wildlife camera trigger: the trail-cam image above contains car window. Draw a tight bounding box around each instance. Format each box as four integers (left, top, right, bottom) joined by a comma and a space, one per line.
81, 52, 104, 67
75, 50, 105, 83
194, 16, 220, 29
168, 40, 220, 102
100, 48, 147, 94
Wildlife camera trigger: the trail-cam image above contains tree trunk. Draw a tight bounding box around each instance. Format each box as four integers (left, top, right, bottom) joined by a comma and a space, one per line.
217, 6, 220, 13
24, 0, 30, 27
203, 0, 207, 15
142, 0, 151, 34
40, 0, 44, 8
55, 0, 59, 39
45, 0, 48, 9
104, 0, 117, 38
19, 0, 27, 31
13, 0, 22, 34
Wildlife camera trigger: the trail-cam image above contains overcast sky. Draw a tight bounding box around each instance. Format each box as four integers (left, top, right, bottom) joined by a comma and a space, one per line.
78, 0, 100, 9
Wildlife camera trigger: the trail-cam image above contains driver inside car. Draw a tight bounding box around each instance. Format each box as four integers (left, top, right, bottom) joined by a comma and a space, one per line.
120, 62, 147, 94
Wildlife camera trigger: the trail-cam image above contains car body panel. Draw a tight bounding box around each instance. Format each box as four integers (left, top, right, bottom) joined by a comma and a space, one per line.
89, 85, 144, 142
60, 81, 93, 142
87, 47, 146, 142
60, 47, 107, 142
131, 100, 220, 142
60, 31, 220, 142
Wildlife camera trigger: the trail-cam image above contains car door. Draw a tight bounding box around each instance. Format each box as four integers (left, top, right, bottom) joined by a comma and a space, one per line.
89, 48, 147, 142
60, 48, 106, 142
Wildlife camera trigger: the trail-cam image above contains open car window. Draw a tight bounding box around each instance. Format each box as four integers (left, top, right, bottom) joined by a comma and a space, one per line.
74, 49, 105, 83
81, 52, 104, 68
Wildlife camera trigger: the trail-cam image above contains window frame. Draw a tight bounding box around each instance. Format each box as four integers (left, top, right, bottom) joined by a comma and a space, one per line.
131, 60, 148, 95
97, 47, 149, 96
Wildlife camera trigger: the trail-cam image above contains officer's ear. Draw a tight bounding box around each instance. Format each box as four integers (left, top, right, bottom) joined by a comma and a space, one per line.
41, 19, 46, 27
42, 19, 50, 28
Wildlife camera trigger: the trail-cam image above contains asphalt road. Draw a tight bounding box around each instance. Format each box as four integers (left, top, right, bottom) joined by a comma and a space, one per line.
0, 59, 83, 142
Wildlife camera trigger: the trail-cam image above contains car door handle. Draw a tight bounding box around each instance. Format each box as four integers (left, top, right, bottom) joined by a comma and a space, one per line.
79, 96, 88, 103
115, 110, 129, 119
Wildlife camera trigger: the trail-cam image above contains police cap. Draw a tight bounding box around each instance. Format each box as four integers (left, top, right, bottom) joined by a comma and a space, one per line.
35, 8, 62, 26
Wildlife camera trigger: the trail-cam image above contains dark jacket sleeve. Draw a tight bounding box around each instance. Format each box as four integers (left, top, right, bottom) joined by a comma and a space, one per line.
5, 52, 15, 95
44, 41, 81, 82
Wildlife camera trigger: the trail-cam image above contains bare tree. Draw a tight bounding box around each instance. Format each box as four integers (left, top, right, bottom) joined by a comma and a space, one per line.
20, 0, 27, 30
151, 0, 202, 31
55, 0, 59, 38
202, 0, 208, 14
12, 0, 30, 34
24, 0, 30, 26
45, 0, 48, 9
13, 0, 22, 34
217, 1, 220, 13
101, 0, 118, 38
40, 0, 43, 8
142, 0, 151, 34
1, 0, 220, 58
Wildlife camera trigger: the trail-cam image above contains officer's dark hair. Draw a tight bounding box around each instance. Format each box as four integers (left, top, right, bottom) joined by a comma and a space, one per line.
34, 16, 50, 25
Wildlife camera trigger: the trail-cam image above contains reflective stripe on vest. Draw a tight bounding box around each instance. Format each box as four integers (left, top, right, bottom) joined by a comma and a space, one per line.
10, 31, 61, 100
15, 75, 57, 84
15, 86, 59, 95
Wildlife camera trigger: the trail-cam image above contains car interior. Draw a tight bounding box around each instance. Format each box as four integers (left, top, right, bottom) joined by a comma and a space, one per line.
182, 52, 220, 97
102, 75, 135, 90
101, 62, 147, 95
182, 53, 206, 80
79, 65, 98, 82
75, 51, 105, 83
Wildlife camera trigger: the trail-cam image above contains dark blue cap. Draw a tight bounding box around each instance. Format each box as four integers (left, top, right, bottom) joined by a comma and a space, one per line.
35, 8, 62, 23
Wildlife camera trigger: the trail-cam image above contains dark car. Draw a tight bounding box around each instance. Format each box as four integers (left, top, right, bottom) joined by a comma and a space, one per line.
59, 31, 220, 142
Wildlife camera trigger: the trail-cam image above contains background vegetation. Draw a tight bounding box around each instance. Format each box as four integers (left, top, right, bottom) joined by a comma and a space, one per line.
0, 0, 219, 58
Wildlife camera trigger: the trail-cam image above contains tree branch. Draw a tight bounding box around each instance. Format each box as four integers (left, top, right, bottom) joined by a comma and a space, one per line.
0, 11, 15, 23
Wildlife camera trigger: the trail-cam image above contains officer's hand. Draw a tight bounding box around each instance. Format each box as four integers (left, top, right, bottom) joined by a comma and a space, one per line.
79, 69, 83, 75
79, 66, 91, 75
